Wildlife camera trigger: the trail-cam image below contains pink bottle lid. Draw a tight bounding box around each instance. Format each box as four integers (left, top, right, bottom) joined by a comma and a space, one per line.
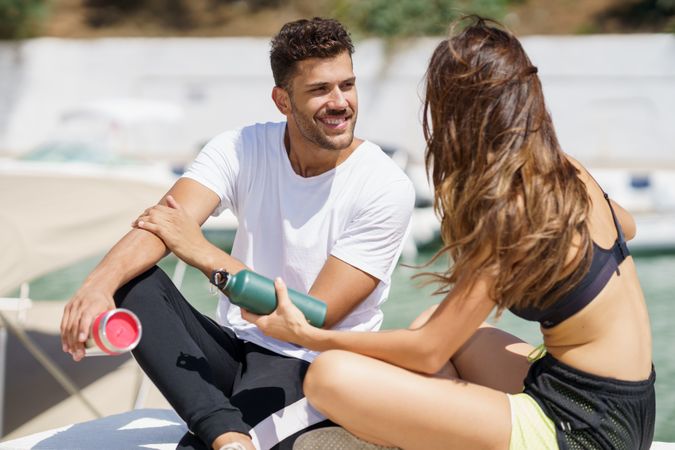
92, 309, 142, 355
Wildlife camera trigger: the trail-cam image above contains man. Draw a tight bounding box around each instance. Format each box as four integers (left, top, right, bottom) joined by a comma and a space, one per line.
61, 17, 414, 450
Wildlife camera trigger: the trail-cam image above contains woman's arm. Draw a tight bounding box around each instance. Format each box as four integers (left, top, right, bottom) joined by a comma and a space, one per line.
609, 199, 636, 241
244, 277, 495, 374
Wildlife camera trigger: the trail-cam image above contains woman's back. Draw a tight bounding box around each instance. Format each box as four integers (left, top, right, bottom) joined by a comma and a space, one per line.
543, 158, 652, 381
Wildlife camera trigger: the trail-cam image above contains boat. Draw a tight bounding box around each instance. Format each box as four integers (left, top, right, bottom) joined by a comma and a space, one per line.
399, 161, 675, 255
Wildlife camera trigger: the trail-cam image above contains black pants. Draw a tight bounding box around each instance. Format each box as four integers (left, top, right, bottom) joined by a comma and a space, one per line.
114, 266, 329, 450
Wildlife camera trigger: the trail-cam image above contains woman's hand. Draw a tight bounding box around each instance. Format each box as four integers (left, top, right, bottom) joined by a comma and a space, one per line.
132, 195, 209, 267
242, 278, 313, 346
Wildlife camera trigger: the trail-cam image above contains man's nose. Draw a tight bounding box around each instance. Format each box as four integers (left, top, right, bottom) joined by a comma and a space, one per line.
327, 87, 348, 109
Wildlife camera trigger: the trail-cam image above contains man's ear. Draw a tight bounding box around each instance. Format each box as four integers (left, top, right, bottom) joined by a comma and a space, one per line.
272, 86, 291, 115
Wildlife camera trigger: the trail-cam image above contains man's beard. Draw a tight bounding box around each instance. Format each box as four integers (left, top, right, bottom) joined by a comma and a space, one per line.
290, 105, 357, 151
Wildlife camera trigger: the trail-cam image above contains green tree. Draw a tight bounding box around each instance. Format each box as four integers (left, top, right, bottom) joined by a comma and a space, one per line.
0, 0, 47, 39
329, 0, 509, 38
596, 0, 675, 32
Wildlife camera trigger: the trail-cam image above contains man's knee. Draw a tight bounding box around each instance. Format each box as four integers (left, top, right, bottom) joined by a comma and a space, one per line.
114, 266, 170, 308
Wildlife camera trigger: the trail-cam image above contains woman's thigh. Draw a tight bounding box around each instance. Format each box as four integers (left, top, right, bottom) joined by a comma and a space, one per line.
304, 350, 512, 450
452, 323, 533, 394
409, 305, 533, 392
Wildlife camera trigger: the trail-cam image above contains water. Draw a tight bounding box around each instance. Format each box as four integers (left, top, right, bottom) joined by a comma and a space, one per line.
15, 233, 675, 441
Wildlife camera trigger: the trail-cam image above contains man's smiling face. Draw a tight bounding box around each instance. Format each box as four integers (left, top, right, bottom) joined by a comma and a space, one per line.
286, 51, 358, 151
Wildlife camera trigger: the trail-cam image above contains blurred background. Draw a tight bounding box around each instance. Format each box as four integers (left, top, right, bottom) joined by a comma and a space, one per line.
0, 0, 674, 446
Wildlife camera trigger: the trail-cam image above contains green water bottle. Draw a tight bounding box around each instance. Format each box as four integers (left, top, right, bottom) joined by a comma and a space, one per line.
210, 269, 327, 328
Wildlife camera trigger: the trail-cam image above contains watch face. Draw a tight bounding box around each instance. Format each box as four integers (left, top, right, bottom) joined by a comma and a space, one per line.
211, 270, 228, 289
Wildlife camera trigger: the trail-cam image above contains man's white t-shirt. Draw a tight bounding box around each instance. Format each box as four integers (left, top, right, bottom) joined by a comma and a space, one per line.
182, 121, 415, 362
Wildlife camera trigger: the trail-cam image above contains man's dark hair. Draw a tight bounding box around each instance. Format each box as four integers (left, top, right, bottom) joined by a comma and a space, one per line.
270, 17, 354, 90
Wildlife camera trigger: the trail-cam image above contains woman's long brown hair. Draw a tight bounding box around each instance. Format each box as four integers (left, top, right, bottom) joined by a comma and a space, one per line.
422, 17, 592, 314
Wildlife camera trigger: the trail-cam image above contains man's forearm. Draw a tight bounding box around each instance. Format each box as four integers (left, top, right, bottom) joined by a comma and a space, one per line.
190, 242, 247, 280
86, 226, 247, 297
81, 228, 169, 295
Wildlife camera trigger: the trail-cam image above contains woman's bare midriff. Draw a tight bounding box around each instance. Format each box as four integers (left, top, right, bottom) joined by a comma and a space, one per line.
542, 258, 653, 381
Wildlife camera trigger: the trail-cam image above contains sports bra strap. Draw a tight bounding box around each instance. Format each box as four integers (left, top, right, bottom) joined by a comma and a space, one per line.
603, 192, 629, 260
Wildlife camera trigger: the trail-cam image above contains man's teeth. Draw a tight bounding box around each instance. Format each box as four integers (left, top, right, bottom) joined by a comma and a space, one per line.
323, 117, 346, 125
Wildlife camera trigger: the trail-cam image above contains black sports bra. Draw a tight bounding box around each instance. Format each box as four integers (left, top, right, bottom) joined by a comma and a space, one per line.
509, 193, 630, 328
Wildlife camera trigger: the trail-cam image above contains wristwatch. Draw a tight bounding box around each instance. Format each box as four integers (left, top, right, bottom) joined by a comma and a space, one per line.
209, 269, 230, 292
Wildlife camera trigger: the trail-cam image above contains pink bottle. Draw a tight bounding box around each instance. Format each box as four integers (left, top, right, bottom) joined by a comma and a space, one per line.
85, 308, 142, 356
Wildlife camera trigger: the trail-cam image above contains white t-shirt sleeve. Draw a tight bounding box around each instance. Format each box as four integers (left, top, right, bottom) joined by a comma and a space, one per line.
330, 178, 415, 282
181, 130, 241, 217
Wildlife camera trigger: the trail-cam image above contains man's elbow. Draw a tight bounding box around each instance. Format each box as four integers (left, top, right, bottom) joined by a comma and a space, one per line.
321, 313, 347, 330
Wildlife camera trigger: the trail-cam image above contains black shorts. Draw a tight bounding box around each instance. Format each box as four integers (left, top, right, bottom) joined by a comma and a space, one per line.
523, 353, 656, 450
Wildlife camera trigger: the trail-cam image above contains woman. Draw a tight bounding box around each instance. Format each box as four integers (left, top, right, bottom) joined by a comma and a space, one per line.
244, 17, 655, 450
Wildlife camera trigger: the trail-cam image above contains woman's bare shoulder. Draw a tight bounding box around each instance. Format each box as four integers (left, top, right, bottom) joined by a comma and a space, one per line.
563, 153, 636, 241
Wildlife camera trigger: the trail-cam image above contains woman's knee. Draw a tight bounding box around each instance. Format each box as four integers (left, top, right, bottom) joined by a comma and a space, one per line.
304, 350, 362, 412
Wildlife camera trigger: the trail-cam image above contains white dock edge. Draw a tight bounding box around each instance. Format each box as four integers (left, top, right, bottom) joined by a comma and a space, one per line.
0, 409, 673, 449
654, 444, 675, 450
0, 409, 187, 450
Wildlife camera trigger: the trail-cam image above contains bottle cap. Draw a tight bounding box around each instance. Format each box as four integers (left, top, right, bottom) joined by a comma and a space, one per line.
91, 308, 142, 355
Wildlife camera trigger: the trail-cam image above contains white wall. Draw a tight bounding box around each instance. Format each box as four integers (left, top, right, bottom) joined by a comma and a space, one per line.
1, 34, 674, 167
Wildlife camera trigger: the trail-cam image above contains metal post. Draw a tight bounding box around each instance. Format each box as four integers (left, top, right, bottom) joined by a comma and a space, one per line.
0, 312, 102, 419
0, 325, 7, 437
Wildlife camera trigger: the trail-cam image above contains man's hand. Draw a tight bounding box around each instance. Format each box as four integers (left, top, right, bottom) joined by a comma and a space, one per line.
59, 179, 224, 361
242, 278, 313, 346
61, 286, 115, 361
132, 195, 210, 267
